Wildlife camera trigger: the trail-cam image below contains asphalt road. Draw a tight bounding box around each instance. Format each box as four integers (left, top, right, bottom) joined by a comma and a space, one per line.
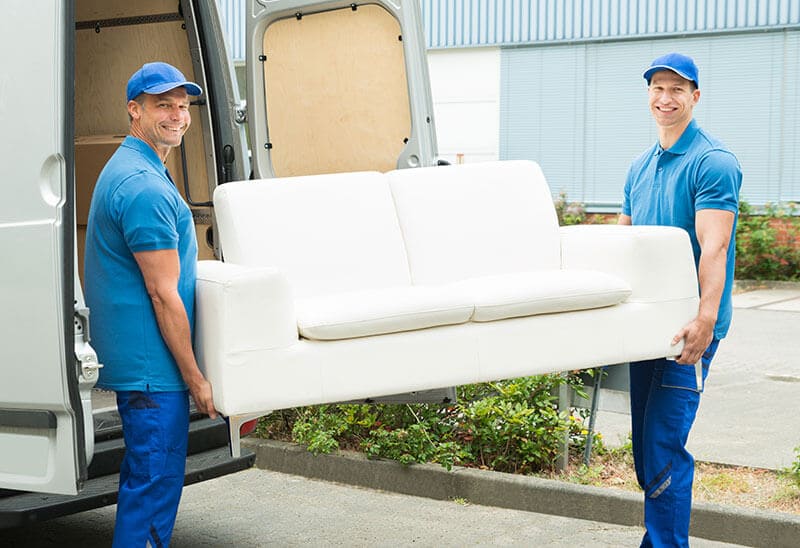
0, 468, 743, 547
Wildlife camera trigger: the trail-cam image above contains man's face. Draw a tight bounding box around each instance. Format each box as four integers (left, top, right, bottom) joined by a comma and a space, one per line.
128, 87, 191, 154
648, 70, 700, 131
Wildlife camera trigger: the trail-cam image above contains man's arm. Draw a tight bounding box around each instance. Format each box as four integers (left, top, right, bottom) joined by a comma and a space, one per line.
134, 248, 218, 418
671, 208, 735, 364
618, 214, 632, 225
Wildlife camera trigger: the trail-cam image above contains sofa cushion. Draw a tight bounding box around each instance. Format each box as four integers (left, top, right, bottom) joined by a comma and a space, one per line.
452, 270, 632, 322
387, 160, 561, 285
213, 172, 411, 298
296, 286, 474, 340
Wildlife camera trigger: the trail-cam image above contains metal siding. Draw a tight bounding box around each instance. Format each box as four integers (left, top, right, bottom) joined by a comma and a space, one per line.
781, 30, 800, 201
216, 0, 246, 61
422, 0, 800, 49
501, 31, 799, 207
217, 1, 800, 59
500, 45, 588, 201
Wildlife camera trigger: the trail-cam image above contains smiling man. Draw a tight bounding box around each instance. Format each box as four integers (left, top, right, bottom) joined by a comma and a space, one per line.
85, 61, 217, 547
619, 53, 742, 547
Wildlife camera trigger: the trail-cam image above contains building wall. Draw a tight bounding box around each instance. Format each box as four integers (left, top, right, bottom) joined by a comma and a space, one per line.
421, 0, 800, 48
217, 1, 800, 207
428, 48, 500, 164
500, 29, 800, 208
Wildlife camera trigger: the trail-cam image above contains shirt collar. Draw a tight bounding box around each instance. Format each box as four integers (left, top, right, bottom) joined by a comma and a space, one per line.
121, 136, 168, 174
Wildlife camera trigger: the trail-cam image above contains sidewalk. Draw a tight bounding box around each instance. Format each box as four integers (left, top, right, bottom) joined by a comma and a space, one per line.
594, 283, 800, 470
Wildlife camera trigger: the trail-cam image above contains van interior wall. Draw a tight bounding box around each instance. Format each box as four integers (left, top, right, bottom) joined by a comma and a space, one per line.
262, 4, 412, 177
75, 0, 216, 288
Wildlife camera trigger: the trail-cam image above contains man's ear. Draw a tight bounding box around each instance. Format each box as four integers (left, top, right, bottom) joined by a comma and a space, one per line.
127, 100, 141, 120
692, 88, 701, 106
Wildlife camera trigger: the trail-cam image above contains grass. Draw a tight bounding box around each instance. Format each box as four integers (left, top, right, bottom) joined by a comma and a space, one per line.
537, 446, 800, 515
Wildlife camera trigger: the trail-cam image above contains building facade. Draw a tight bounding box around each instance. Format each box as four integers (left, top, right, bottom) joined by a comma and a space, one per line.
217, 0, 800, 208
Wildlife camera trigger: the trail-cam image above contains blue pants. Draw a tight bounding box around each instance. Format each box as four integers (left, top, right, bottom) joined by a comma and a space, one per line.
114, 390, 190, 548
629, 339, 719, 548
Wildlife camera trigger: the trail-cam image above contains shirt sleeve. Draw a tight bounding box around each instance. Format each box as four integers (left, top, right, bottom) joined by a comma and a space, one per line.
622, 164, 634, 217
694, 149, 742, 214
114, 173, 180, 253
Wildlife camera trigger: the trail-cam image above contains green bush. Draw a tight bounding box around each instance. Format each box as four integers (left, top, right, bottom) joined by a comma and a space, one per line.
554, 191, 586, 226
735, 201, 800, 281
257, 374, 594, 473
782, 446, 800, 489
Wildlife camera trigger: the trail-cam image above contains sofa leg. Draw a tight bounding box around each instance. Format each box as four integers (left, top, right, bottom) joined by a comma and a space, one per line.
226, 413, 264, 458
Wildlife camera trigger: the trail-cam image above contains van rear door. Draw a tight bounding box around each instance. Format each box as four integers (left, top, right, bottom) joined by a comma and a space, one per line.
0, 0, 88, 495
243, 0, 439, 179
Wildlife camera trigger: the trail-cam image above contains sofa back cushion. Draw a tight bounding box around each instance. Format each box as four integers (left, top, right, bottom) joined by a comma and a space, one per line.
387, 160, 561, 285
213, 172, 411, 298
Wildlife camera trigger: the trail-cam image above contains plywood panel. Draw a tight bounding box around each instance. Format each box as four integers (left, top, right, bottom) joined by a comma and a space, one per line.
74, 16, 211, 228
77, 0, 179, 22
262, 5, 411, 176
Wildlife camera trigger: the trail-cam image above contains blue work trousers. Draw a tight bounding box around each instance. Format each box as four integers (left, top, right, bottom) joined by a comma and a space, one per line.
629, 339, 719, 548
113, 390, 190, 548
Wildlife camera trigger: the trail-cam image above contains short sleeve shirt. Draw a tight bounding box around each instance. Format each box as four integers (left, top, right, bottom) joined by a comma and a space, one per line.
85, 136, 198, 391
623, 119, 741, 339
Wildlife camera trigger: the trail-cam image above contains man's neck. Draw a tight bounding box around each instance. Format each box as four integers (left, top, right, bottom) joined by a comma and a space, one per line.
658, 120, 691, 151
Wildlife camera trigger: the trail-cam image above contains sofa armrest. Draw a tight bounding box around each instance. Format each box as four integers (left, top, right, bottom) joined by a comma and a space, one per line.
195, 260, 298, 357
559, 225, 699, 303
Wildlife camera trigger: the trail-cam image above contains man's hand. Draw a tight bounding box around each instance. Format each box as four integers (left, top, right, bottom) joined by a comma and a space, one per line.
187, 376, 218, 419
672, 315, 715, 365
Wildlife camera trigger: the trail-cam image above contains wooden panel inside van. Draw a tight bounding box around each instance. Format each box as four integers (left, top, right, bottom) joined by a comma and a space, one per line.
74, 0, 216, 274
262, 4, 412, 176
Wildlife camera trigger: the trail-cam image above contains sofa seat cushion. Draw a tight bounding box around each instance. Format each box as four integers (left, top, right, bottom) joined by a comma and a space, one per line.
452, 270, 632, 322
296, 286, 474, 340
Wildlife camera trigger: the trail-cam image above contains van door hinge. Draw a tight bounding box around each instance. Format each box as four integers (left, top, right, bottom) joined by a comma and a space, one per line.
74, 306, 103, 382
234, 101, 247, 124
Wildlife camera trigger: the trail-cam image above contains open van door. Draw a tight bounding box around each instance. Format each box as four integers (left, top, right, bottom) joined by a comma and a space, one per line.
243, 0, 440, 179
0, 0, 91, 495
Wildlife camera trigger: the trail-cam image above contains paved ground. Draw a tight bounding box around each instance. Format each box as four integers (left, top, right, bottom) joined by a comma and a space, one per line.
594, 285, 800, 470
26, 285, 793, 547
0, 468, 744, 548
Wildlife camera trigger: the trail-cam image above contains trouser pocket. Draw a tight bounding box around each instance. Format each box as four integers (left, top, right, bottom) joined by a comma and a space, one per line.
660, 338, 720, 393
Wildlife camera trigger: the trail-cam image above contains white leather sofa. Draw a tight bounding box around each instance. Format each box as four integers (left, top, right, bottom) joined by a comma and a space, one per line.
195, 160, 699, 454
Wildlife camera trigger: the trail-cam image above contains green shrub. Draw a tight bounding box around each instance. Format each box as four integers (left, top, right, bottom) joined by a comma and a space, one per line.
735, 201, 800, 281
554, 191, 586, 226
782, 446, 800, 489
257, 374, 592, 473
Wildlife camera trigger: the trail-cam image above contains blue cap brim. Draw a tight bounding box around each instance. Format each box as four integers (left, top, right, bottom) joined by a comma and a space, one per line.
142, 81, 203, 97
644, 66, 695, 85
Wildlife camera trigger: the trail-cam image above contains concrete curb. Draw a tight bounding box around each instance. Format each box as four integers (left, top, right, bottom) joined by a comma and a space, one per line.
734, 279, 800, 292
243, 438, 800, 548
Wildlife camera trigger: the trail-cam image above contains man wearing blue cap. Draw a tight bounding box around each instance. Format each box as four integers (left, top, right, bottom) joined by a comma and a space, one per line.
619, 53, 742, 547
85, 61, 217, 547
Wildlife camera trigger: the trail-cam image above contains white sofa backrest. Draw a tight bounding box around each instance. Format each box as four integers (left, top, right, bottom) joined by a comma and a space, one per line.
213, 172, 411, 298
387, 160, 561, 285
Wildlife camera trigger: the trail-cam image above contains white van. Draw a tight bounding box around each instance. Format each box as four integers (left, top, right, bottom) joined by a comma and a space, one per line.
0, 0, 440, 526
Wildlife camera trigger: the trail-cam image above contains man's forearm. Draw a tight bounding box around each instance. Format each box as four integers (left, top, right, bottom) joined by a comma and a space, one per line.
696, 246, 727, 329
150, 291, 205, 388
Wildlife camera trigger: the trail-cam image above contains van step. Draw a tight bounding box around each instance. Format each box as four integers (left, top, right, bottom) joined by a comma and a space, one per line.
88, 417, 231, 479
0, 445, 254, 529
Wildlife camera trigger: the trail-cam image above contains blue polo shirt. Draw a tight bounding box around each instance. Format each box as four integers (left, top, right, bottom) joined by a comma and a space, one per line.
85, 136, 197, 391
623, 119, 742, 339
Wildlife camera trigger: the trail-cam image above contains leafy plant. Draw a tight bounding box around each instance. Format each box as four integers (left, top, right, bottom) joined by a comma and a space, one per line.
781, 445, 800, 489
256, 374, 592, 474
554, 191, 586, 226
735, 201, 800, 281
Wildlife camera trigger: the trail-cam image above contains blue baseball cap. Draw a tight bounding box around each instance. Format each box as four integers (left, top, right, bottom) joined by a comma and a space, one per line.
126, 62, 202, 102
643, 52, 699, 88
